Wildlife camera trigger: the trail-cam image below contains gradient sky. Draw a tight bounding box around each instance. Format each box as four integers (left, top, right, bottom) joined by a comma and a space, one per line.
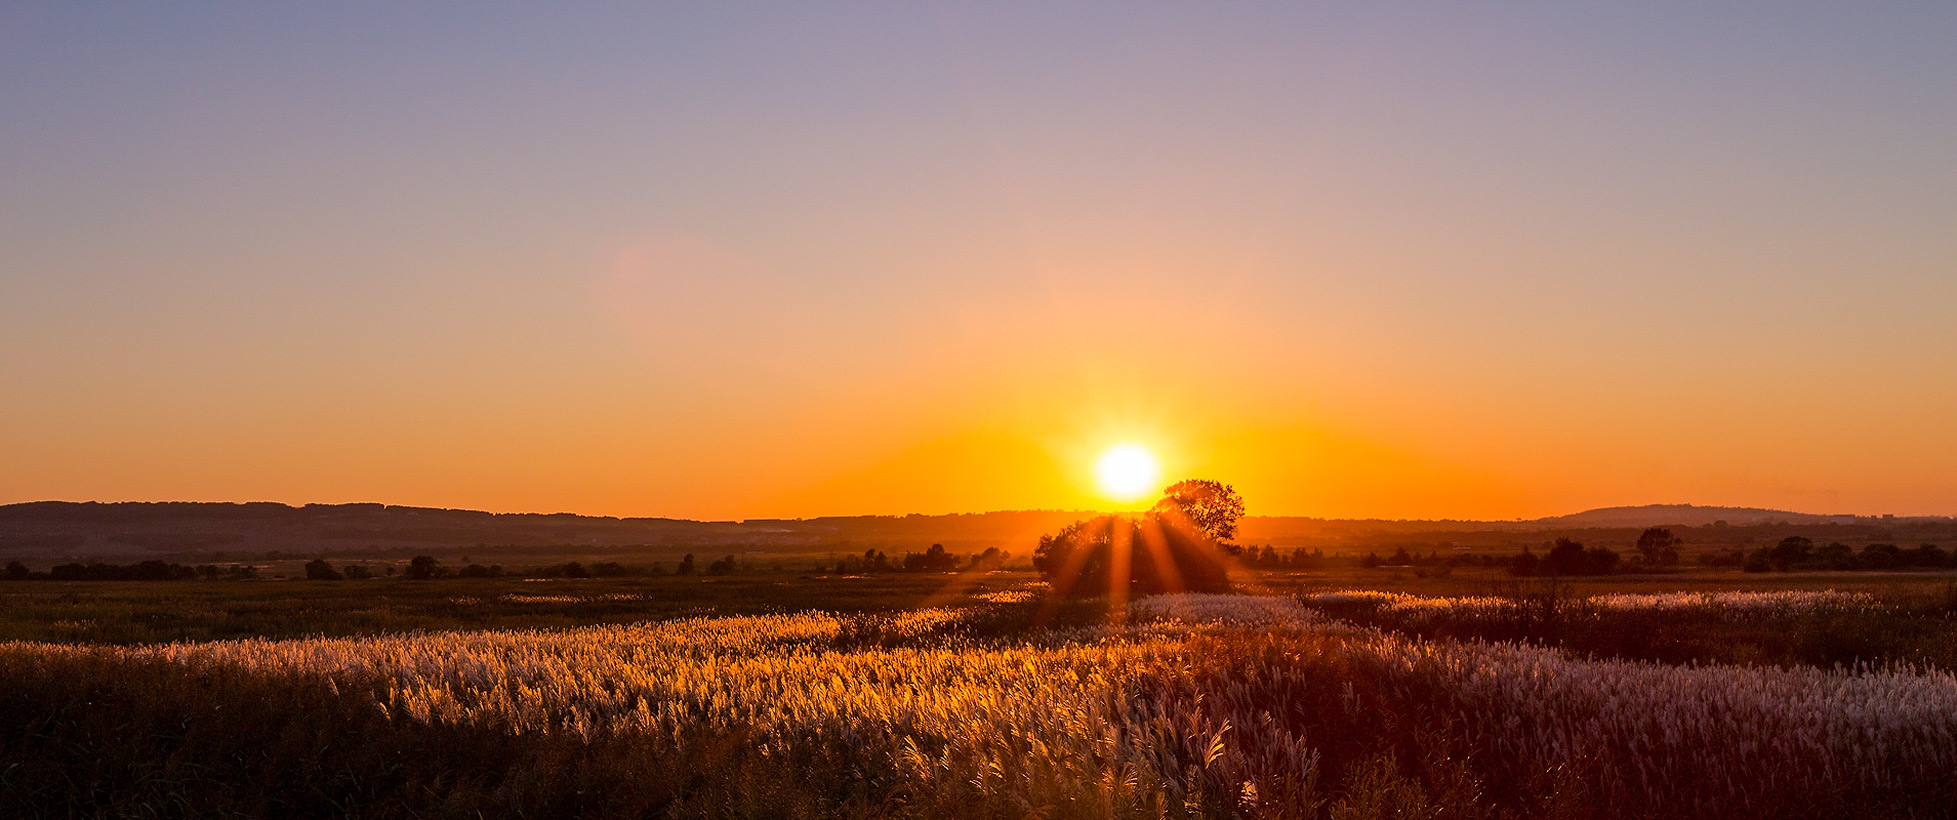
4, 3, 1955, 520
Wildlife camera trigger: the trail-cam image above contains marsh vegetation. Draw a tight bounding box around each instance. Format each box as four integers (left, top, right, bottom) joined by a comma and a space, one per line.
8, 567, 1957, 818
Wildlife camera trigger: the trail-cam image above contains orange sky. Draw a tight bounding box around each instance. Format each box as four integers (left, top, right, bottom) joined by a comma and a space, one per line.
4, 5, 1955, 519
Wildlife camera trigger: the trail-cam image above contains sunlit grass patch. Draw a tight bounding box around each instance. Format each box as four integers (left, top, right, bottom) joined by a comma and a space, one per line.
8, 592, 1957, 818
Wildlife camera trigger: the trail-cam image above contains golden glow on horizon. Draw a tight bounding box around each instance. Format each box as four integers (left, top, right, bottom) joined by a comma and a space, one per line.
1095, 444, 1161, 503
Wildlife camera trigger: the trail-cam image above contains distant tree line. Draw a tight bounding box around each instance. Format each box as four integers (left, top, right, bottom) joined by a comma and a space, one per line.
3, 560, 259, 581
6, 555, 667, 582
1241, 546, 1331, 570
1713, 536, 1957, 573
824, 544, 1004, 575
1506, 538, 1622, 576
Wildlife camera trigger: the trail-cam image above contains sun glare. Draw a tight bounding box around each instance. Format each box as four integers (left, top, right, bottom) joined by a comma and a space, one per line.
1095, 444, 1161, 502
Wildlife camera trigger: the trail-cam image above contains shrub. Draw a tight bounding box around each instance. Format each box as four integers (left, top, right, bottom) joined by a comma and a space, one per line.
1814, 542, 1857, 570
1539, 538, 1619, 576
404, 555, 443, 580
1769, 537, 1814, 571
1635, 527, 1681, 565
1743, 549, 1774, 573
303, 559, 344, 581
1910, 543, 1951, 568
1861, 542, 1904, 570
903, 544, 960, 572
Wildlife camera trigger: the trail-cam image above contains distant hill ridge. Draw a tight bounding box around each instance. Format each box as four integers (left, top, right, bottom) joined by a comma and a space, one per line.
0, 500, 1942, 561
1532, 504, 1867, 528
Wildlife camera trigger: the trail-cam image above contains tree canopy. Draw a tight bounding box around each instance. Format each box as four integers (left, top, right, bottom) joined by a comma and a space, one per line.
1151, 479, 1245, 545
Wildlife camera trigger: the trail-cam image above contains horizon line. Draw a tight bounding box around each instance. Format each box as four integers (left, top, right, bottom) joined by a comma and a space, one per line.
3, 498, 1944, 525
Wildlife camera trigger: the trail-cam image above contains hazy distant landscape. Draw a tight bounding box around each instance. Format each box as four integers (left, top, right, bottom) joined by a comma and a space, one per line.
0, 500, 1932, 564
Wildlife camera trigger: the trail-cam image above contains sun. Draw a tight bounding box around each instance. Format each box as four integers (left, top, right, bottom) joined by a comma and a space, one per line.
1095, 444, 1161, 503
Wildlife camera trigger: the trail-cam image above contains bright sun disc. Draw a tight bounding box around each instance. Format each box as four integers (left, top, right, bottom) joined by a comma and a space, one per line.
1095, 445, 1160, 502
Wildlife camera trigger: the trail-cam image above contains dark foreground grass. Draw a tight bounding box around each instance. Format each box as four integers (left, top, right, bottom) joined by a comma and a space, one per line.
9, 572, 1957, 819
0, 652, 867, 819
7, 618, 1951, 820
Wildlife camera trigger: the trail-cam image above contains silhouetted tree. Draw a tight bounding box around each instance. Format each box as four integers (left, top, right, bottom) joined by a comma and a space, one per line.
3, 561, 28, 581
1152, 479, 1246, 547
861, 549, 891, 572
904, 543, 959, 572
1508, 547, 1541, 576
405, 555, 443, 580
1768, 537, 1813, 571
343, 564, 373, 580
1910, 543, 1951, 568
304, 559, 344, 581
1815, 542, 1857, 570
1539, 538, 1619, 576
1635, 527, 1681, 565
677, 554, 696, 575
1742, 548, 1773, 573
968, 547, 1003, 569
1860, 542, 1904, 570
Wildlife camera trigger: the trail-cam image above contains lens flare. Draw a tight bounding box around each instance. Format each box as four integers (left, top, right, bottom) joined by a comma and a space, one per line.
1095, 444, 1160, 502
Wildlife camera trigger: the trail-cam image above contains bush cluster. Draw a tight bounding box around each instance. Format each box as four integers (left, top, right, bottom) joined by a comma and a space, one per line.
1737, 536, 1954, 573
1508, 538, 1621, 577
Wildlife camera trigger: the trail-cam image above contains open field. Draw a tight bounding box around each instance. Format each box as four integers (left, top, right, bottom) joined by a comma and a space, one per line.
8, 569, 1957, 818
7, 564, 1957, 645
0, 571, 1032, 644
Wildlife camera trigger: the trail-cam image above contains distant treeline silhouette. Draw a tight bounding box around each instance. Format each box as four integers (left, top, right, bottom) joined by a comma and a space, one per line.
1365, 531, 1675, 577
825, 544, 996, 575
3, 560, 258, 581
1716, 536, 1957, 573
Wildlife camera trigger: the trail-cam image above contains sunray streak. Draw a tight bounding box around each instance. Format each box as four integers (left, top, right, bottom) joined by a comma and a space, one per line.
1033, 516, 1111, 628
914, 561, 1011, 612
1146, 503, 1274, 598
1107, 518, 1133, 623
1133, 516, 1186, 595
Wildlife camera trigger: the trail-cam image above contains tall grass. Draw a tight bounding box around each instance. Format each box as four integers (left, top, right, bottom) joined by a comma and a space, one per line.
6, 595, 1957, 818
1304, 586, 1957, 672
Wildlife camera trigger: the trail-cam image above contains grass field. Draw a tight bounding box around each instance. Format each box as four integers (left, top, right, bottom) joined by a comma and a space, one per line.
0, 571, 1032, 644
13, 563, 1957, 645
7, 566, 1957, 818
